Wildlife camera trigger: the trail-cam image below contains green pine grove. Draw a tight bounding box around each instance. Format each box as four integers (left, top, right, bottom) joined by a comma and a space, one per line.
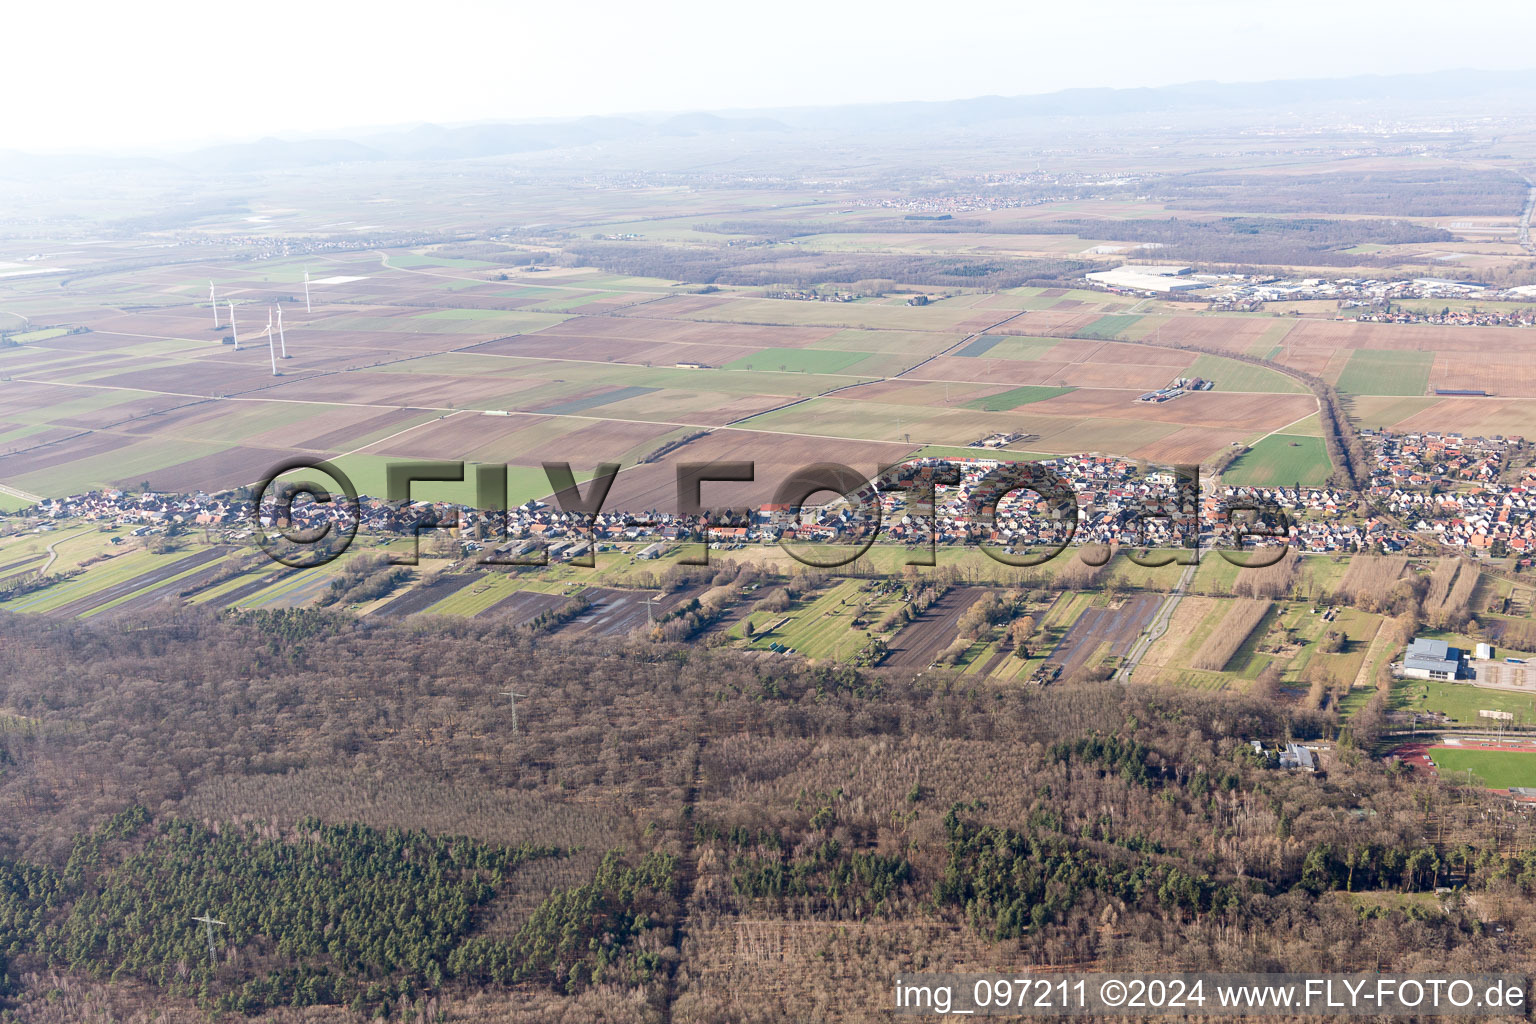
0, 807, 675, 1016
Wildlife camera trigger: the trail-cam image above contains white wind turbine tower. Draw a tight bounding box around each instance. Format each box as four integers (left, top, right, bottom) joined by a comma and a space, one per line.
265, 307, 278, 375
303, 267, 312, 313
228, 301, 239, 350
209, 281, 220, 327
276, 303, 289, 358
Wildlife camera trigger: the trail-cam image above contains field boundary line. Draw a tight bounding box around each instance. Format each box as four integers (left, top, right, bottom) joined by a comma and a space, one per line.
1351, 619, 1394, 691
0, 481, 43, 504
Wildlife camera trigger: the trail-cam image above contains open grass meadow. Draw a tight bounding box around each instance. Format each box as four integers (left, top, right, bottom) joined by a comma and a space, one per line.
1074, 314, 1144, 340
1222, 434, 1333, 487
1335, 349, 1434, 397
1184, 354, 1308, 394
731, 578, 896, 659
962, 385, 1075, 411
722, 347, 870, 374
956, 335, 1062, 360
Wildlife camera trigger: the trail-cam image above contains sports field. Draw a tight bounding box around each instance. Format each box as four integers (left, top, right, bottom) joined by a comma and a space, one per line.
1221, 434, 1332, 486
1392, 679, 1536, 726
1429, 746, 1536, 789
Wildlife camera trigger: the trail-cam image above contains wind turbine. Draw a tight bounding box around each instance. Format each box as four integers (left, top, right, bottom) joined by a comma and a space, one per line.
210, 281, 219, 327
276, 303, 289, 358
228, 301, 239, 350
303, 267, 312, 313
265, 308, 278, 375
191, 913, 226, 964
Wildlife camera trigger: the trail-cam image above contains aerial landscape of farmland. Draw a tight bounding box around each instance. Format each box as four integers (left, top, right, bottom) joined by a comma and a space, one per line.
9, 7, 1536, 1019
7, 128, 1536, 777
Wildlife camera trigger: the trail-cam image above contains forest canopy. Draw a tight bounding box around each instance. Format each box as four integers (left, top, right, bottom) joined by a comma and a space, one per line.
0, 607, 1530, 1021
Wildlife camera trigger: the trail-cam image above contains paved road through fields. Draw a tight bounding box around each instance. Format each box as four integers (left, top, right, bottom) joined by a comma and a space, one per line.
1115, 558, 1199, 682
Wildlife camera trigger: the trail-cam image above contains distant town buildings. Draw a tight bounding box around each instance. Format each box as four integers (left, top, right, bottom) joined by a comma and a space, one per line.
1083, 266, 1536, 317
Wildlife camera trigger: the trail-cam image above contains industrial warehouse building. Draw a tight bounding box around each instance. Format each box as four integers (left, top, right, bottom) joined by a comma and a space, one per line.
1086, 265, 1203, 293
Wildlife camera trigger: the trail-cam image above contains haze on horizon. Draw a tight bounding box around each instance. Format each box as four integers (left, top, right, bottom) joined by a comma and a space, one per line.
5, 0, 1535, 155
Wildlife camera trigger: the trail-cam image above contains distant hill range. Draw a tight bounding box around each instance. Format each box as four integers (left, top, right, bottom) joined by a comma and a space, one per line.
5, 67, 1535, 175
762, 67, 1536, 131
177, 112, 796, 172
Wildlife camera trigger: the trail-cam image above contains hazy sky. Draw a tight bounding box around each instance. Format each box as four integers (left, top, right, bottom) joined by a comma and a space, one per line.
6, 0, 1533, 153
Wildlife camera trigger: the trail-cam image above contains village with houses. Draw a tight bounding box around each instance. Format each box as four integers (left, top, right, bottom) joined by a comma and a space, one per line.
4, 426, 1534, 571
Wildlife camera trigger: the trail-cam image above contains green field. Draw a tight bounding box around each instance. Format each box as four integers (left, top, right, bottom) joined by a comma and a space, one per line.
722, 347, 868, 374
908, 445, 1048, 463
732, 579, 893, 659
3, 327, 69, 343
420, 573, 527, 617
80, 551, 245, 619
1335, 349, 1433, 397
1073, 314, 1143, 340
321, 311, 566, 335
419, 306, 541, 319
0, 546, 195, 615
1184, 354, 1307, 394
11, 439, 229, 496
1392, 679, 1536, 727
321, 455, 564, 505
672, 296, 989, 331
1278, 605, 1382, 687
1429, 747, 1536, 789
527, 292, 630, 313
962, 385, 1075, 412
387, 252, 495, 270
1345, 395, 1440, 431
1222, 434, 1333, 487
974, 336, 1063, 360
